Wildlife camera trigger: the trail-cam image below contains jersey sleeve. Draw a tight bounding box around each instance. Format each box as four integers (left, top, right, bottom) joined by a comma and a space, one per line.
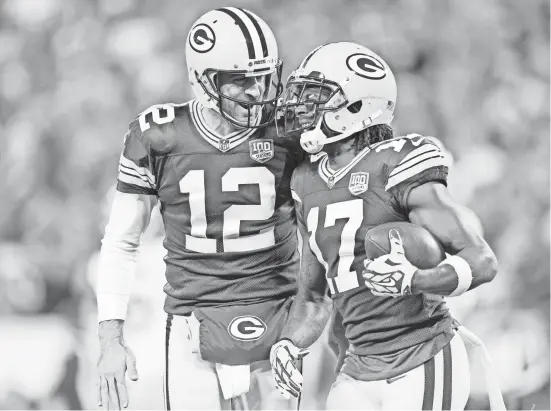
291, 166, 329, 293
290, 167, 306, 228
384, 135, 450, 210
116, 122, 157, 196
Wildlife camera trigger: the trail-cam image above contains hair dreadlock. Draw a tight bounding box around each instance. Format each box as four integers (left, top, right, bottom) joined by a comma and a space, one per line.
351, 124, 395, 154
345, 100, 394, 154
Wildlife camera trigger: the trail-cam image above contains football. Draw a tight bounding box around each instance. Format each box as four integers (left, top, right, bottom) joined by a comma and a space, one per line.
364, 221, 446, 269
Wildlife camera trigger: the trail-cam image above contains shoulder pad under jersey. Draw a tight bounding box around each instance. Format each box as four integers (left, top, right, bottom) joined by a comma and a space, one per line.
129, 102, 191, 155
371, 134, 450, 191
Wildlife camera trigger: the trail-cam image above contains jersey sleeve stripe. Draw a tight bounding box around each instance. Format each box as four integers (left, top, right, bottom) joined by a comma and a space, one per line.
119, 155, 156, 185
118, 167, 154, 187
388, 145, 440, 177
385, 157, 448, 190
118, 163, 154, 185
389, 152, 444, 178
118, 171, 155, 189
291, 188, 301, 203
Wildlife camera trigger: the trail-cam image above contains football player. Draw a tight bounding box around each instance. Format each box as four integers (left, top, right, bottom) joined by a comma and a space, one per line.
270, 42, 504, 410
96, 8, 305, 410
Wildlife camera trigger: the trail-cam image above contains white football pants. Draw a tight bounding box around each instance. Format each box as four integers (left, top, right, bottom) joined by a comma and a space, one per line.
163, 313, 298, 410
326, 331, 470, 410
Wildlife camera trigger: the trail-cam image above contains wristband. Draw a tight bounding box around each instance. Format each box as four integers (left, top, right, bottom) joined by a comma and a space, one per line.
438, 255, 473, 297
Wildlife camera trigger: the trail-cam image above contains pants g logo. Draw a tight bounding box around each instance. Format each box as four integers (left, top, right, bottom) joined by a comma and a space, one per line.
228, 316, 267, 341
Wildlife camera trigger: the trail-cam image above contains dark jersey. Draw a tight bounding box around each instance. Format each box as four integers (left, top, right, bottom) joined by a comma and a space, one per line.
117, 100, 304, 315
291, 135, 454, 357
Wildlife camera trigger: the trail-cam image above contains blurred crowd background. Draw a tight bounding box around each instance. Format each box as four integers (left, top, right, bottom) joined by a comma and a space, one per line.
0, 0, 549, 409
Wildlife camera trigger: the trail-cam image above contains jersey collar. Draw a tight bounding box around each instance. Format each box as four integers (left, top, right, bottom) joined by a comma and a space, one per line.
190, 100, 257, 152
317, 145, 371, 189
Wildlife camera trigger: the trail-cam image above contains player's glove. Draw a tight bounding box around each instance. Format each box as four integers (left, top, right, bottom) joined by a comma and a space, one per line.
270, 339, 309, 399
362, 229, 418, 297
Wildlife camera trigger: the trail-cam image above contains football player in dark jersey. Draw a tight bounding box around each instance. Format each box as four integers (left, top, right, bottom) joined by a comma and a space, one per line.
270, 42, 504, 410
96, 8, 305, 410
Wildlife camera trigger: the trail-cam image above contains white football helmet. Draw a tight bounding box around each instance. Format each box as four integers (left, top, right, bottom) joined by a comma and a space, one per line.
185, 7, 283, 128
277, 42, 397, 153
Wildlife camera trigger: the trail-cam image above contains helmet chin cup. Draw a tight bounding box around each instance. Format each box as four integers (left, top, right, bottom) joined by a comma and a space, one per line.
300, 133, 324, 154
300, 118, 325, 154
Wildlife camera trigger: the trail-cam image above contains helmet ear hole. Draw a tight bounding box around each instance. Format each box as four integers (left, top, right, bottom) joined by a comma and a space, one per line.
347, 101, 362, 113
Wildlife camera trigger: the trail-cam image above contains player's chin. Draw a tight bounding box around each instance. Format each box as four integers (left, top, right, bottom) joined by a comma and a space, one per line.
234, 105, 260, 124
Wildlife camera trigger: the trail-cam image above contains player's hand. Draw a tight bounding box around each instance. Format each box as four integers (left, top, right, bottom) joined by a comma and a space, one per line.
97, 338, 138, 409
270, 339, 309, 399
362, 229, 418, 297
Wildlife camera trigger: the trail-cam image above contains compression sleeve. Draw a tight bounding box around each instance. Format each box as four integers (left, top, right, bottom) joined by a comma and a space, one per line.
96, 191, 156, 322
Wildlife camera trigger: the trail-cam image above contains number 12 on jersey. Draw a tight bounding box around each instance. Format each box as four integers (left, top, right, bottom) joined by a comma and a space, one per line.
179, 167, 276, 253
306, 199, 363, 294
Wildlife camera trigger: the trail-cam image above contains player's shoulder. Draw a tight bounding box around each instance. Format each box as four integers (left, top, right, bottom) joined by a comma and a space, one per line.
127, 101, 193, 154
290, 155, 319, 196
369, 134, 450, 191
370, 134, 439, 161
368, 134, 446, 169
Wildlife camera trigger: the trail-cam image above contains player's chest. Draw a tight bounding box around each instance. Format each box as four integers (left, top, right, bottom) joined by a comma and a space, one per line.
302, 167, 372, 217
300, 166, 394, 256
300, 178, 369, 253
156, 143, 291, 202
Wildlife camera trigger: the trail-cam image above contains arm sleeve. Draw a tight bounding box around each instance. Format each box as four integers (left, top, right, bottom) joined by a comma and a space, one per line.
117, 125, 157, 196
96, 191, 156, 322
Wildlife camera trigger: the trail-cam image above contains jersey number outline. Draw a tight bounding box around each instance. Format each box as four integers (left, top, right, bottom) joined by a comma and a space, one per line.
375, 134, 425, 152
139, 104, 176, 132
179, 167, 276, 253
306, 199, 363, 294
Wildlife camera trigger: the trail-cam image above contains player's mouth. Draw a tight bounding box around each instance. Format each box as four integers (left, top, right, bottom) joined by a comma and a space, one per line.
236, 102, 260, 118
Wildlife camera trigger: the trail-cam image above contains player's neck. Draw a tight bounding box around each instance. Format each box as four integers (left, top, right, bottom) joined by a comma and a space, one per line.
325, 139, 357, 170
202, 107, 242, 135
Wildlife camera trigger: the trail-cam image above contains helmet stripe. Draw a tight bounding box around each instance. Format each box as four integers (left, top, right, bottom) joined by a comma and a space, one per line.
239, 8, 268, 58
216, 7, 255, 59
300, 44, 325, 69
228, 7, 264, 59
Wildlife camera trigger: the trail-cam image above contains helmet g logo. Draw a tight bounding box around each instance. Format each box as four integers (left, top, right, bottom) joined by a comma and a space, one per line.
228, 316, 267, 341
346, 53, 386, 80
189, 24, 216, 53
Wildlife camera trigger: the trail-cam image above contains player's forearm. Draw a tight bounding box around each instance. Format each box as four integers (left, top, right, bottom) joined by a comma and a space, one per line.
280, 291, 332, 349
97, 233, 139, 322
98, 319, 125, 348
96, 192, 155, 322
411, 245, 498, 295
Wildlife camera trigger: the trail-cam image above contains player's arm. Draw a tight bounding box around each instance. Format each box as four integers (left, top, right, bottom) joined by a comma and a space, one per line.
280, 223, 332, 348
96, 125, 157, 409
270, 184, 331, 399
364, 136, 497, 298
327, 306, 349, 374
407, 181, 498, 295
97, 191, 157, 323
97, 192, 155, 409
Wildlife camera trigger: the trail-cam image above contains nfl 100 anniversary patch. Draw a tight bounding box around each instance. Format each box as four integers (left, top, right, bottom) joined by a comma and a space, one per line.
349, 172, 369, 195
249, 139, 274, 163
